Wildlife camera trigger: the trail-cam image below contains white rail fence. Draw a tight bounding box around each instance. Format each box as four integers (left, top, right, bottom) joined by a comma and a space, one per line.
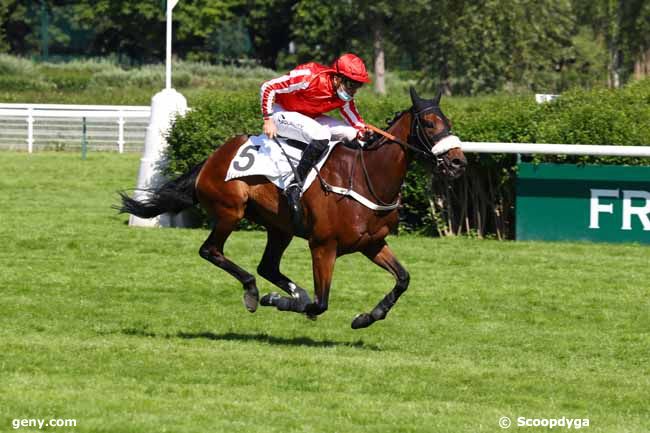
460, 142, 650, 157
0, 103, 151, 153
2, 103, 650, 158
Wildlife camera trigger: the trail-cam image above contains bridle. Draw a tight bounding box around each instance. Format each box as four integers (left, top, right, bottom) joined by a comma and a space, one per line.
409, 106, 452, 163
367, 106, 454, 170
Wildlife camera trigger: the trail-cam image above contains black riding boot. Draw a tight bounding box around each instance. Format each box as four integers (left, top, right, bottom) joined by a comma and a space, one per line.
286, 138, 329, 232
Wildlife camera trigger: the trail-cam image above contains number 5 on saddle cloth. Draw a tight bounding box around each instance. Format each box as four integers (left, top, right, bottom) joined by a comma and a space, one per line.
225, 134, 337, 192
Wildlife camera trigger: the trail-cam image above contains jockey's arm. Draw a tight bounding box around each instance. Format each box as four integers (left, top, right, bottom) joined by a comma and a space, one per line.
260, 68, 311, 122
340, 100, 369, 140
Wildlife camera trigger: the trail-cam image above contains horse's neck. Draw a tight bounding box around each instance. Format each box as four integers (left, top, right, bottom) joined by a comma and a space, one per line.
360, 112, 412, 199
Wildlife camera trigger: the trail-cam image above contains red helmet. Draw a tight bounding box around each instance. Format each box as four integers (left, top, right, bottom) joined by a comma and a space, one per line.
333, 53, 371, 83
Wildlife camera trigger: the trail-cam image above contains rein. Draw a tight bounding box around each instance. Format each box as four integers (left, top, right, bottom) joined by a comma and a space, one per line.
366, 122, 432, 159
314, 148, 400, 211
314, 106, 453, 211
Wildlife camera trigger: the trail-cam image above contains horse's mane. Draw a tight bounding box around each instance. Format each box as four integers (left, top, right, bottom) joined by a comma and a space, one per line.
365, 110, 407, 147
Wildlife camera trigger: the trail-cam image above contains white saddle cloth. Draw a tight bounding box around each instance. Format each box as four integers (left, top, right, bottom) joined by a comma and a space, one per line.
225, 134, 337, 192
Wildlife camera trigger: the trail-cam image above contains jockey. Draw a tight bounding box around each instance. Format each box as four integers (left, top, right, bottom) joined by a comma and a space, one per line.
260, 53, 371, 227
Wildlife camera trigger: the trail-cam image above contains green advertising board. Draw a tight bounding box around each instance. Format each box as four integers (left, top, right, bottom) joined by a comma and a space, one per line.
516, 163, 650, 243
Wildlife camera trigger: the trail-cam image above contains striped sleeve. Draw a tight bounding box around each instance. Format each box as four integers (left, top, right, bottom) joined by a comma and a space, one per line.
339, 100, 366, 131
260, 69, 311, 119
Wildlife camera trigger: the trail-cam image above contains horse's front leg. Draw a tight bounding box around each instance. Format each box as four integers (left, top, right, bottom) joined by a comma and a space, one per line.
351, 240, 410, 329
303, 241, 337, 319
260, 238, 336, 318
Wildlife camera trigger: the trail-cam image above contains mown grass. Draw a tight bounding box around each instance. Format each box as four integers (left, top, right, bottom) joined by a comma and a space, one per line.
0, 152, 648, 433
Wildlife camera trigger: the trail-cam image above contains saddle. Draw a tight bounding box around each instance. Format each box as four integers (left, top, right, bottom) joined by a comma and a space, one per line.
224, 134, 337, 192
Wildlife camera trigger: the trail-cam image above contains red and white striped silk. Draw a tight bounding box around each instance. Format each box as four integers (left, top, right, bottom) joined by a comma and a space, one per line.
260, 62, 365, 131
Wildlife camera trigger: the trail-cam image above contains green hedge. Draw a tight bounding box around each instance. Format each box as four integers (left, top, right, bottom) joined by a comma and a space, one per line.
165, 79, 650, 236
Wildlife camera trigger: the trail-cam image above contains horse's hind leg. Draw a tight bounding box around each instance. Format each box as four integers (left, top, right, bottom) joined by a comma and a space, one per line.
199, 215, 259, 313
258, 228, 312, 312
351, 240, 410, 329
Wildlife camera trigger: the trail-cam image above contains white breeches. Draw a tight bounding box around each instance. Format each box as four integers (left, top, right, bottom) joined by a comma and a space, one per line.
270, 104, 358, 144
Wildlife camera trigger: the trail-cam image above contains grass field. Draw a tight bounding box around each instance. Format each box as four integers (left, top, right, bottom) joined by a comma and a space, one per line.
0, 152, 648, 433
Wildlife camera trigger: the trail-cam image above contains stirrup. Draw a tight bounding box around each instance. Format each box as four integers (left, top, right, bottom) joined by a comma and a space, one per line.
285, 182, 301, 195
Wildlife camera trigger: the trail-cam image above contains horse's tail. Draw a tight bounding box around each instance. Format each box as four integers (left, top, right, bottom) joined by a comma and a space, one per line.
115, 160, 206, 218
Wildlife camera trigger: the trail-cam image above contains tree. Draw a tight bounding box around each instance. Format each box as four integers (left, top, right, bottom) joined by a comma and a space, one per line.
244, 0, 298, 69
353, 1, 398, 94
1, 1, 41, 56
291, 0, 408, 94
571, 0, 647, 87
412, 0, 576, 94
290, 0, 359, 64
623, 0, 650, 80
0, 1, 9, 53
173, 0, 245, 62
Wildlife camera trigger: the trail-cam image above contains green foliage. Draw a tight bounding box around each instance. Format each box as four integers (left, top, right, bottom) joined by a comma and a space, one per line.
0, 75, 56, 91
399, 162, 436, 234
415, 0, 582, 94
243, 0, 297, 69
0, 1, 8, 53
2, 0, 648, 92
0, 55, 275, 98
89, 66, 192, 89
291, 1, 358, 63
0, 53, 35, 74
38, 66, 92, 90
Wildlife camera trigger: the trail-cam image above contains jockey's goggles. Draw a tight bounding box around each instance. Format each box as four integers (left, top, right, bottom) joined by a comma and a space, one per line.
341, 77, 363, 91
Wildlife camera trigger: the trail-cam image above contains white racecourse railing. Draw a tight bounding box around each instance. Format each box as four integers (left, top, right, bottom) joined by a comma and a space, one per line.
2, 102, 650, 158
0, 103, 151, 153
460, 142, 650, 157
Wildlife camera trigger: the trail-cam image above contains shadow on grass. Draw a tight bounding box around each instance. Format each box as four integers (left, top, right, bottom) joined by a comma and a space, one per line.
120, 327, 381, 351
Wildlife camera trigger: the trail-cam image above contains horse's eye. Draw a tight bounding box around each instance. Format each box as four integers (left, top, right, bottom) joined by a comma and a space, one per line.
422, 120, 436, 128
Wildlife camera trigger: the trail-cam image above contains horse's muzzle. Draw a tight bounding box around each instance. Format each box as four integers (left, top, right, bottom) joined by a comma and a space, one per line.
436, 148, 467, 179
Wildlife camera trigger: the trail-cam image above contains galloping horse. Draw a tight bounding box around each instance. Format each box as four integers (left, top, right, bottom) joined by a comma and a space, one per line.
117, 87, 467, 329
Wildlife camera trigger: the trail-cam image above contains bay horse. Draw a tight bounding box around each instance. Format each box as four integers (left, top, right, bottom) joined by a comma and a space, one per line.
117, 87, 467, 329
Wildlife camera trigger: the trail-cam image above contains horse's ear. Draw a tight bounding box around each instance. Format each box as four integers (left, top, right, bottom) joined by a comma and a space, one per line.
409, 86, 421, 105
433, 87, 443, 105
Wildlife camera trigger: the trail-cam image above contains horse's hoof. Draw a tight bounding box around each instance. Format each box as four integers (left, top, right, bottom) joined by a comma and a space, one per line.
243, 289, 259, 313
304, 313, 318, 321
260, 292, 280, 307
351, 313, 375, 329
292, 287, 312, 305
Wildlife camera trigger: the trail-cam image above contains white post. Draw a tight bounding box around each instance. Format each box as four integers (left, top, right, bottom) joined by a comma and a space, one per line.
129, 0, 187, 228
117, 111, 125, 153
26, 108, 34, 153
165, 0, 178, 90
